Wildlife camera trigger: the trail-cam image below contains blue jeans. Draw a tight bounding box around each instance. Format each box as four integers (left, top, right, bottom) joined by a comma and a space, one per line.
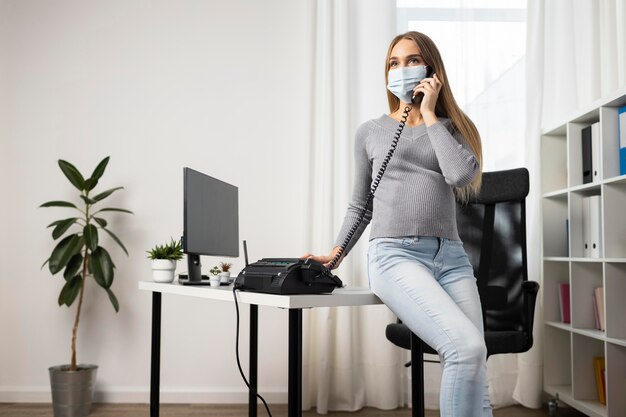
368, 236, 492, 417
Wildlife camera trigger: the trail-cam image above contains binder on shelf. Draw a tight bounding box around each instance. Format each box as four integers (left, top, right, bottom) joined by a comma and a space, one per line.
589, 195, 602, 258
617, 106, 626, 175
593, 356, 606, 405
591, 122, 600, 182
559, 283, 570, 323
582, 195, 602, 258
582, 125, 593, 184
594, 287, 605, 331
583, 197, 591, 257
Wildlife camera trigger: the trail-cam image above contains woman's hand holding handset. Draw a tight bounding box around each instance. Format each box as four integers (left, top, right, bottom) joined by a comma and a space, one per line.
300, 246, 344, 270
413, 72, 442, 124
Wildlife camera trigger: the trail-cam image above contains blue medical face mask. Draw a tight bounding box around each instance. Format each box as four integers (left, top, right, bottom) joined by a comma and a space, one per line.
387, 65, 429, 104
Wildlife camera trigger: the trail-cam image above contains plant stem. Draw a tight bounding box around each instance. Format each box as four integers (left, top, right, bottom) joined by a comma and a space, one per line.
70, 202, 90, 371
70, 245, 88, 371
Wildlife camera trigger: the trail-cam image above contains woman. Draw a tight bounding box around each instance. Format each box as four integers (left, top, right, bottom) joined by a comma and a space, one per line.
302, 31, 492, 417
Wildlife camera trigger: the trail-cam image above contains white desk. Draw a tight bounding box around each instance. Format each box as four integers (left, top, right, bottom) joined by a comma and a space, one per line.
138, 281, 382, 417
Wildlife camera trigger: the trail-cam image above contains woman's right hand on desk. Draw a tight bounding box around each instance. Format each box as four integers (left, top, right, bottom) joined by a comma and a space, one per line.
300, 246, 344, 270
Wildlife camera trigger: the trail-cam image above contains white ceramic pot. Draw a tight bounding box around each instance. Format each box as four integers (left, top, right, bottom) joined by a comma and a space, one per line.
152, 260, 176, 283
219, 272, 231, 283
209, 276, 221, 287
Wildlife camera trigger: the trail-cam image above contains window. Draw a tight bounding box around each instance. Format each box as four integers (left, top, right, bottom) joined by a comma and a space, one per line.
397, 0, 527, 170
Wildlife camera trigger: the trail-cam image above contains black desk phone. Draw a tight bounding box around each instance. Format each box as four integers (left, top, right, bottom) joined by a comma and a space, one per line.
236, 66, 430, 295
235, 257, 342, 295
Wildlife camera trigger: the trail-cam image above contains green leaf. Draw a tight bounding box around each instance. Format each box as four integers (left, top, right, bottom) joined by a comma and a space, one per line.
91, 247, 114, 288
90, 156, 110, 183
147, 238, 182, 260
92, 187, 124, 203
41, 257, 50, 269
106, 288, 119, 312
58, 275, 82, 307
49, 235, 84, 275
58, 160, 85, 191
52, 218, 79, 240
94, 208, 133, 215
40, 201, 77, 208
80, 195, 97, 205
84, 178, 98, 192
93, 217, 108, 228
64, 253, 83, 281
102, 228, 128, 255
83, 224, 98, 252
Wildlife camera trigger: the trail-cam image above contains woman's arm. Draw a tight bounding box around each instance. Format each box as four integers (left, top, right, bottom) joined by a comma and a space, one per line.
416, 74, 479, 187
332, 122, 374, 257
426, 120, 479, 187
301, 123, 373, 268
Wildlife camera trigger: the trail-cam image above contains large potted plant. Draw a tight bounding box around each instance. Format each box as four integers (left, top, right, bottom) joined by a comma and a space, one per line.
40, 156, 132, 417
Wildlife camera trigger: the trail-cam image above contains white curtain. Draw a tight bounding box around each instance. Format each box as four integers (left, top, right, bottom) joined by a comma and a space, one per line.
516, 0, 626, 408
538, 0, 626, 128
302, 0, 403, 413
514, 0, 545, 408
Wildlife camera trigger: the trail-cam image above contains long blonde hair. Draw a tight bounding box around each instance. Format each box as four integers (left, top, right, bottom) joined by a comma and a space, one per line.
385, 31, 482, 202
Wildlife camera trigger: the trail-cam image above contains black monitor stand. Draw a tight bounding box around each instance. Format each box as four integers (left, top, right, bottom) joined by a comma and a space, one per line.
180, 253, 212, 286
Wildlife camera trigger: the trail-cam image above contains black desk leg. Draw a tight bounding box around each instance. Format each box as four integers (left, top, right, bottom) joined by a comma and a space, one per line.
410, 332, 425, 417
288, 309, 303, 417
249, 304, 258, 417
150, 292, 162, 417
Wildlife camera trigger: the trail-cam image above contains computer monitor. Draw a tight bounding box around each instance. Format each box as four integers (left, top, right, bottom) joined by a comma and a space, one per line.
182, 167, 239, 284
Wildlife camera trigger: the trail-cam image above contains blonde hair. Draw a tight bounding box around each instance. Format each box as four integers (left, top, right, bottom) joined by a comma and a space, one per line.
385, 31, 482, 202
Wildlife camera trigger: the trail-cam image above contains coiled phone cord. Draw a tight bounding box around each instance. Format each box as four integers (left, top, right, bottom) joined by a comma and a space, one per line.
327, 104, 412, 270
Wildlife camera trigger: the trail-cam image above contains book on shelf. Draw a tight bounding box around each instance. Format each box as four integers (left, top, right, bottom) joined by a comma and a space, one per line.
593, 356, 606, 405
617, 106, 626, 175
592, 292, 601, 330
559, 283, 570, 323
565, 219, 569, 256
594, 287, 605, 331
601, 368, 606, 404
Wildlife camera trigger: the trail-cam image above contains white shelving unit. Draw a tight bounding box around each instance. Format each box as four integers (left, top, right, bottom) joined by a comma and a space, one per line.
542, 87, 626, 417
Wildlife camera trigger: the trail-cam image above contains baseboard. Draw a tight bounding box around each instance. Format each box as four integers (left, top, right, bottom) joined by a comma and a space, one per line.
0, 386, 288, 404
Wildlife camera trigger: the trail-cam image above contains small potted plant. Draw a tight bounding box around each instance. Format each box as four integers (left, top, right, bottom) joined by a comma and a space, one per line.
209, 266, 221, 287
219, 262, 233, 283
147, 238, 183, 283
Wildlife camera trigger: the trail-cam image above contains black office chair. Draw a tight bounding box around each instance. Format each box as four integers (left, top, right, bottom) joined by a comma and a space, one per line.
385, 167, 539, 417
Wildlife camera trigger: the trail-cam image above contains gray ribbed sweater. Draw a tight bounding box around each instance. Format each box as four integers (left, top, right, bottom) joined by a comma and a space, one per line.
333, 114, 479, 255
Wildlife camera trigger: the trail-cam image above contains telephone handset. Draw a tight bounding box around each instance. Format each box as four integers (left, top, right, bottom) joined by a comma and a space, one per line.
412, 65, 434, 102
326, 66, 432, 269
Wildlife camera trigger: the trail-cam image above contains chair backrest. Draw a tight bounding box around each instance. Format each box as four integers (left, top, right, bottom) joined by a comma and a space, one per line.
455, 168, 530, 332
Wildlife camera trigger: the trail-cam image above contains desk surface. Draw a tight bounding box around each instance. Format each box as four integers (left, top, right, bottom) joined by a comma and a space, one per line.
138, 281, 382, 309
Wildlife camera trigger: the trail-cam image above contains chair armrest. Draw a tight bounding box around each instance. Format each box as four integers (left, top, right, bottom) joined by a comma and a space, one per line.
521, 281, 540, 351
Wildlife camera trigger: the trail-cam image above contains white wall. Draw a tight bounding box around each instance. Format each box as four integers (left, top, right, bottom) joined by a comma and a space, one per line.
0, 0, 314, 403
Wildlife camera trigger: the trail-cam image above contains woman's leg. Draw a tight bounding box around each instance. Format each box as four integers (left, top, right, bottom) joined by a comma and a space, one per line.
437, 240, 492, 417
368, 237, 488, 417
